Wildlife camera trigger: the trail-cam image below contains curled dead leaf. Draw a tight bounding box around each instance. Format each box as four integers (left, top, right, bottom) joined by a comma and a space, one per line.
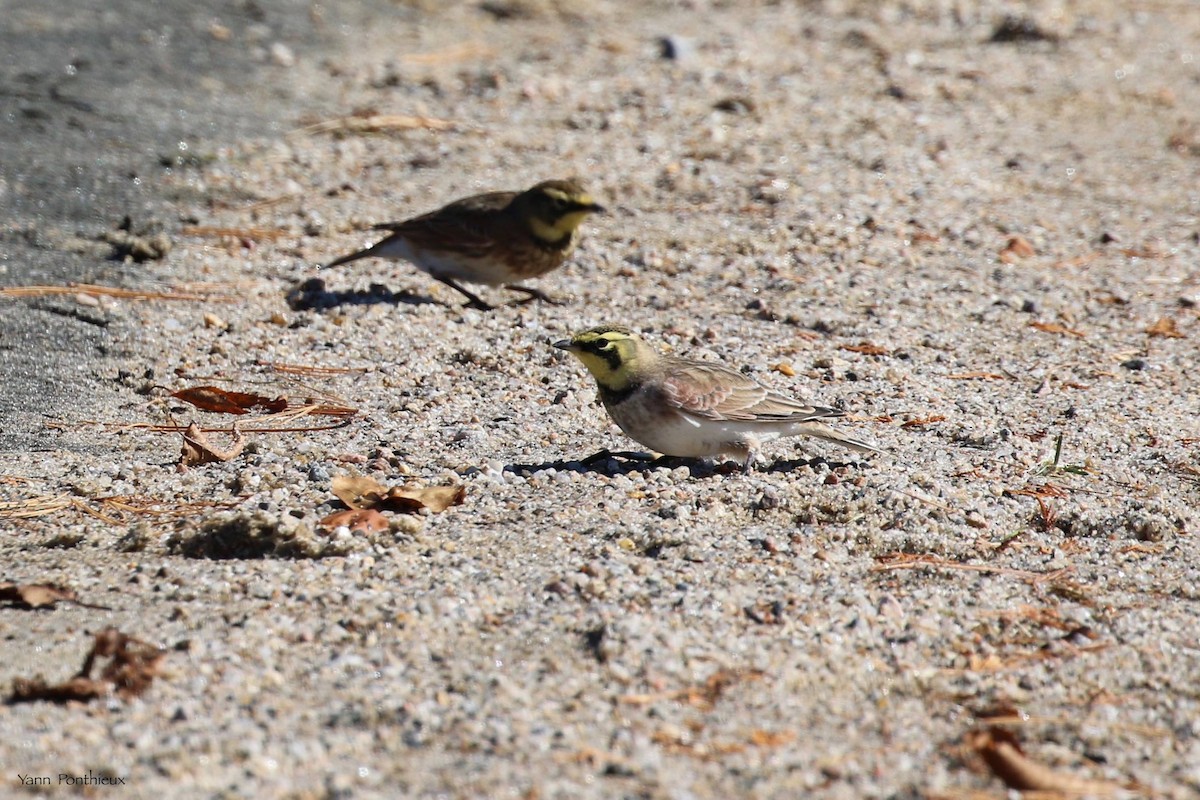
179, 422, 246, 468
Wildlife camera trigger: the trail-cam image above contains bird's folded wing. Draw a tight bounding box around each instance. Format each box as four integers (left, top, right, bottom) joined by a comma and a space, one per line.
372, 191, 517, 255
662, 360, 842, 423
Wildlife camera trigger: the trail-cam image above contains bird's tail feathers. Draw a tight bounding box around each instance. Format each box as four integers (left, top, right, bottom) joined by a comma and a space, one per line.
797, 422, 883, 455
322, 248, 371, 269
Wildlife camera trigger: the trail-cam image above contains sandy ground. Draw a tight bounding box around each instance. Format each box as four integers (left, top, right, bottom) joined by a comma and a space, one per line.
2, 1, 1200, 798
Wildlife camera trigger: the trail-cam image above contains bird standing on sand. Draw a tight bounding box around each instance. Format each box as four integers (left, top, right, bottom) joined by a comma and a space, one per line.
324, 179, 604, 311
554, 325, 879, 471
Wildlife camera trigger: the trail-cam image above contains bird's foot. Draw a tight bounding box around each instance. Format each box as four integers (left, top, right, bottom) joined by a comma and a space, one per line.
464, 297, 496, 312
506, 284, 562, 305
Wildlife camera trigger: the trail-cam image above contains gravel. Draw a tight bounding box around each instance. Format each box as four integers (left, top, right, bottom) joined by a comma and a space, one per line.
2, 1, 1198, 798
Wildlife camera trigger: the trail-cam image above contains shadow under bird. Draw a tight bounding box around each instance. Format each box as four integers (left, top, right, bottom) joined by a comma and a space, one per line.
323, 179, 604, 311
554, 325, 880, 471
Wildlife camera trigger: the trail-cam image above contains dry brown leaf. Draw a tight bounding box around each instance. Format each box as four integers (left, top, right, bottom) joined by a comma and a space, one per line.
170, 386, 287, 415
0, 582, 84, 609
8, 628, 165, 704
1146, 317, 1185, 338
967, 727, 1123, 795
318, 508, 390, 534
331, 474, 387, 510
331, 475, 464, 514
1030, 321, 1086, 338
999, 235, 1036, 263
179, 422, 246, 467
381, 484, 465, 513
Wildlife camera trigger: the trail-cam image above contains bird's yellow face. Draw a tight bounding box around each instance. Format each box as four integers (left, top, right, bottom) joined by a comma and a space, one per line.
554, 326, 643, 390
521, 181, 605, 244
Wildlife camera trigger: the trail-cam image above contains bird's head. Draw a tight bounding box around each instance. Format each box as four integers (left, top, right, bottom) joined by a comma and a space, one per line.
553, 325, 651, 390
517, 179, 605, 243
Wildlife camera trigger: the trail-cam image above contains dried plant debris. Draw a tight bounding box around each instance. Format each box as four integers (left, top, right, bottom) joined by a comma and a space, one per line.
297, 113, 458, 136
317, 508, 390, 534
0, 282, 228, 302
168, 511, 350, 560
331, 474, 465, 514
8, 628, 165, 705
1145, 316, 1186, 338
0, 582, 109, 610
102, 217, 172, 263
1030, 321, 1086, 338
178, 422, 246, 468
967, 727, 1125, 795
0, 494, 72, 520
999, 234, 1036, 262
170, 386, 288, 415
620, 669, 766, 712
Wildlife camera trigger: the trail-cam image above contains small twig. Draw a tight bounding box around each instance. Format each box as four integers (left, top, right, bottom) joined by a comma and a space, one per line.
894, 489, 954, 512
293, 114, 460, 137
0, 282, 236, 302
260, 361, 369, 376
872, 553, 1072, 585
180, 225, 291, 241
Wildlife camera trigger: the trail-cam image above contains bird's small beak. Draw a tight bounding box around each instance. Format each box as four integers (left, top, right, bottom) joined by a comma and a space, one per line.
573, 196, 605, 214
553, 338, 576, 351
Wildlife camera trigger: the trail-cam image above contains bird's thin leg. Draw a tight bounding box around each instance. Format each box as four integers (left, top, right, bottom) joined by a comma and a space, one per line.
434, 276, 494, 311
505, 284, 561, 305
742, 451, 757, 474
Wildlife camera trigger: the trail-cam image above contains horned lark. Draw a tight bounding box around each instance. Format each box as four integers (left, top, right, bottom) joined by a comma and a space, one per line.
324, 179, 604, 310
554, 325, 878, 470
